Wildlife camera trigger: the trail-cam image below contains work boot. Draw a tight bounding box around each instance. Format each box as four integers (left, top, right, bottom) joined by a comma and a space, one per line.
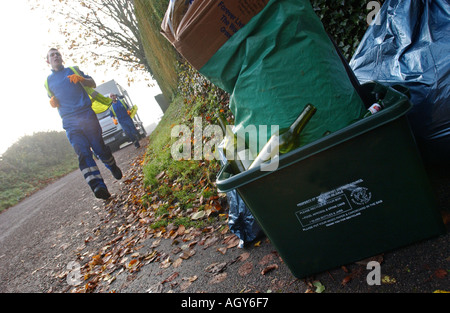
110, 164, 123, 180
94, 186, 111, 200
134, 140, 141, 148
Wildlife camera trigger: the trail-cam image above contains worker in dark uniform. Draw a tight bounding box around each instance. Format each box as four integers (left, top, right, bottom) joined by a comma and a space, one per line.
109, 93, 141, 148
45, 48, 122, 200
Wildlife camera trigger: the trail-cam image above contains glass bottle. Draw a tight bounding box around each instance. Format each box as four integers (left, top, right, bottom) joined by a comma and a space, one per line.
216, 113, 247, 174
248, 103, 317, 170
363, 93, 384, 118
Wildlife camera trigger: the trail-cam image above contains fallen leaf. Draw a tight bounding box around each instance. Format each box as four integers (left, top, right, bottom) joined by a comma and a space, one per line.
89, 254, 103, 268
180, 280, 192, 291
128, 259, 138, 267
254, 241, 261, 247
191, 211, 205, 220
433, 290, 450, 293
189, 275, 198, 282
381, 275, 396, 284
238, 262, 253, 276
202, 226, 214, 233
176, 225, 186, 236
162, 272, 179, 284
226, 236, 240, 249
160, 256, 172, 269
209, 273, 227, 284
151, 239, 161, 248
131, 252, 140, 258
434, 269, 448, 279
203, 236, 218, 249
156, 171, 165, 180
173, 258, 183, 268
217, 247, 227, 255
238, 252, 250, 262
261, 264, 278, 275
223, 234, 237, 244
144, 250, 158, 263
205, 262, 227, 274
313, 281, 325, 293
146, 284, 163, 293
139, 217, 151, 225
221, 225, 229, 235
127, 259, 140, 272
180, 249, 196, 260
180, 275, 198, 291
341, 275, 352, 286
259, 254, 274, 265
85, 280, 98, 292
171, 246, 182, 254
188, 240, 198, 248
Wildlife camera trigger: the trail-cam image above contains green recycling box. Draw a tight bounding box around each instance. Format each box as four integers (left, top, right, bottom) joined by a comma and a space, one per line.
216, 82, 446, 278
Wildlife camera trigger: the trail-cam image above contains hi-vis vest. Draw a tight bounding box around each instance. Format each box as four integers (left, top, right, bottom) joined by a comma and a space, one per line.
45, 66, 112, 114
110, 99, 138, 119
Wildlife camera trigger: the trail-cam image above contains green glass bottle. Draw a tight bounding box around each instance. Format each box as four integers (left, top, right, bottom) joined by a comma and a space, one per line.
248, 103, 317, 170
217, 113, 246, 174
363, 93, 384, 118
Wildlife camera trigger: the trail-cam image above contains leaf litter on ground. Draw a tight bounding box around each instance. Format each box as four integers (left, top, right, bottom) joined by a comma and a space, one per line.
65, 146, 253, 293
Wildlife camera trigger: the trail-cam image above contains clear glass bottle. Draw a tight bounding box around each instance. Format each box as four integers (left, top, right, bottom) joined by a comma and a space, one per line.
248, 103, 317, 170
217, 113, 247, 174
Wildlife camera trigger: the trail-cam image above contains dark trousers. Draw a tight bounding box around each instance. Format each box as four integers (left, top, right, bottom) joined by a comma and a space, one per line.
119, 115, 139, 143
64, 110, 117, 192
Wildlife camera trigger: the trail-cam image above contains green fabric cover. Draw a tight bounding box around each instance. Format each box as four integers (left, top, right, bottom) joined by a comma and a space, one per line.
199, 0, 365, 155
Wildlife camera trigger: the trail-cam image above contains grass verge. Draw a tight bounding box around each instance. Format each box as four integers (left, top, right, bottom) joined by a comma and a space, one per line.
141, 84, 231, 230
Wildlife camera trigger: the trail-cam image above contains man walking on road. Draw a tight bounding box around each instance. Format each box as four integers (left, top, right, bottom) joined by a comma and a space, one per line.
109, 93, 141, 149
44, 48, 122, 200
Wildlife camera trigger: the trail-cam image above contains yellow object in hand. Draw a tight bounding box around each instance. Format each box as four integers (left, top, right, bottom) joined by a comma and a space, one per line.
50, 96, 60, 108
68, 74, 85, 84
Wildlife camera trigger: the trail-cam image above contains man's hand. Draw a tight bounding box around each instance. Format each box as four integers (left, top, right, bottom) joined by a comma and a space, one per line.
113, 118, 118, 125
50, 96, 60, 108
67, 74, 85, 84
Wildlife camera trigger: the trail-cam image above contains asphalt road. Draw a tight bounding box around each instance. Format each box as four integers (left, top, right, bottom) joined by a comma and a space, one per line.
0, 138, 448, 296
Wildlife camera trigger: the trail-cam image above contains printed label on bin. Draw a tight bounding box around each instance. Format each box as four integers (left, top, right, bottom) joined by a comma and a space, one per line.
295, 179, 383, 232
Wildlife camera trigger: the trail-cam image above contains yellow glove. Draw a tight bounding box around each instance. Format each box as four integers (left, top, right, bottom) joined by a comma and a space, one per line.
50, 96, 60, 108
67, 74, 85, 84
113, 118, 118, 125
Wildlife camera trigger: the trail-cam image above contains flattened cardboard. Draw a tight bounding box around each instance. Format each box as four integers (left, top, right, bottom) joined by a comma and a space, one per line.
161, 0, 269, 69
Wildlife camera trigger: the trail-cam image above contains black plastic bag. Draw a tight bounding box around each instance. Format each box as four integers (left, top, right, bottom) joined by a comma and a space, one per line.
350, 0, 450, 164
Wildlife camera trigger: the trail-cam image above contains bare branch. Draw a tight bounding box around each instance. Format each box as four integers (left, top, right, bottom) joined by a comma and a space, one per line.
29, 0, 153, 82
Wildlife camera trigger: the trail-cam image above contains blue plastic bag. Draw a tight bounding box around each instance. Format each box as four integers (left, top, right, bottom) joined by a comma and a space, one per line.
218, 141, 263, 247
226, 189, 263, 247
350, 0, 450, 164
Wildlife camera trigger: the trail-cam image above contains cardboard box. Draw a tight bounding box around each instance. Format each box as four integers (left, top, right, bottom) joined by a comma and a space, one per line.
161, 0, 269, 69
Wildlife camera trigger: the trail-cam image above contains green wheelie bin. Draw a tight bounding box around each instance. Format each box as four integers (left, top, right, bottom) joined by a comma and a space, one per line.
216, 81, 446, 279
